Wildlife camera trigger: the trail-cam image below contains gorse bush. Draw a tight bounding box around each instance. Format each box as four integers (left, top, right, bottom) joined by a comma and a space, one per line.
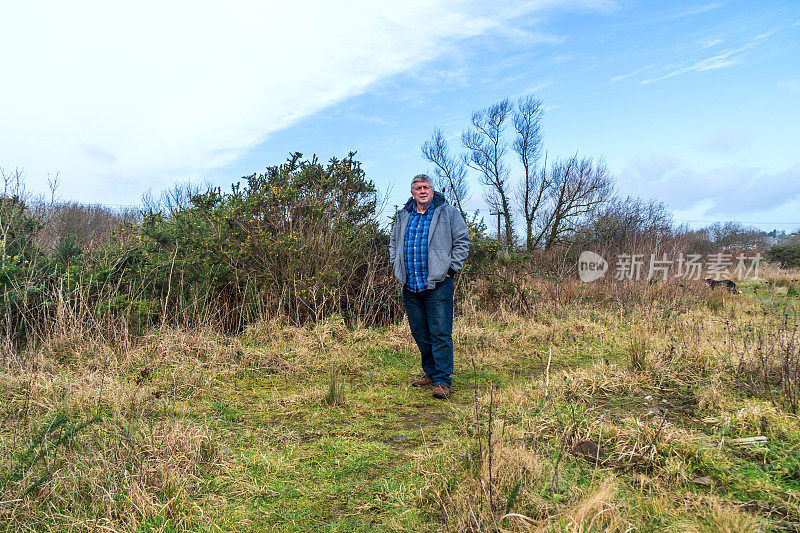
1, 196, 54, 345
2, 153, 408, 347
464, 213, 500, 271
1, 193, 145, 348
131, 152, 401, 329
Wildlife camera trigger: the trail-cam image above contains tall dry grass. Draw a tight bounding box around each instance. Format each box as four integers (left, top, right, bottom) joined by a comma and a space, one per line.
422, 271, 799, 531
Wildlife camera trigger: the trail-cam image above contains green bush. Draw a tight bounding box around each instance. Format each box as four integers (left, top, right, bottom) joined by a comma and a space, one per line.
766, 244, 800, 269
134, 152, 400, 329
1, 153, 405, 347
464, 214, 500, 271
1, 196, 50, 343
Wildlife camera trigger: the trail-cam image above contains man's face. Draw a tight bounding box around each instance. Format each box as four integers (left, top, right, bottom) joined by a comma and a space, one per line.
411, 181, 433, 208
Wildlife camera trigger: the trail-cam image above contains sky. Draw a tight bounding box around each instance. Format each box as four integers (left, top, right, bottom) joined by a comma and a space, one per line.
2, 0, 799, 231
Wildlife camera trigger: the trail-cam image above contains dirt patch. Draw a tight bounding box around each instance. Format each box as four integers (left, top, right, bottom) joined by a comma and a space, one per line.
400, 404, 448, 429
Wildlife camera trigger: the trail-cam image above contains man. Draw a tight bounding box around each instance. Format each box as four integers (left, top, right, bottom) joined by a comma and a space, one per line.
389, 174, 470, 399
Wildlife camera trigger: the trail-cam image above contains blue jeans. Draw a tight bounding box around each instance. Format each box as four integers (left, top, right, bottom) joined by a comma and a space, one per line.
402, 277, 454, 387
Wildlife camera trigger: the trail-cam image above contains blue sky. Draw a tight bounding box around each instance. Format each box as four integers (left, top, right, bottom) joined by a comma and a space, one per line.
2, 1, 799, 231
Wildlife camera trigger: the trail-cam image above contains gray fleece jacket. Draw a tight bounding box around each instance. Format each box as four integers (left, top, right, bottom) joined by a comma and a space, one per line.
389, 192, 470, 289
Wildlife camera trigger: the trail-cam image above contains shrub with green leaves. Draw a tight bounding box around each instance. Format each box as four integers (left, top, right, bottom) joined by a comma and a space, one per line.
1, 153, 406, 346
464, 214, 500, 271
1, 196, 49, 343
134, 152, 400, 328
766, 244, 800, 269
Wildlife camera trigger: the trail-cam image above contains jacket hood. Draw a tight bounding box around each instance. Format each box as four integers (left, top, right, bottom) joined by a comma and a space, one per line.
403, 190, 447, 213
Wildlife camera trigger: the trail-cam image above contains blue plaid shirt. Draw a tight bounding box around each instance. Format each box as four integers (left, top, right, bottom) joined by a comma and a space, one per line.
403, 203, 435, 292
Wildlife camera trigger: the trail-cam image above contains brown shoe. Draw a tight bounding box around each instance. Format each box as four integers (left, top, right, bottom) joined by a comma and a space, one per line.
411, 376, 434, 387
432, 384, 450, 399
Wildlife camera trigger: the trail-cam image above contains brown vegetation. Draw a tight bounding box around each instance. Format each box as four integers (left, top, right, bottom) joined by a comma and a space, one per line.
2, 268, 799, 530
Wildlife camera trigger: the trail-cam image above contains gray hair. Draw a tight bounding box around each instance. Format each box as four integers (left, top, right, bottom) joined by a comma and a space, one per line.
410, 174, 434, 193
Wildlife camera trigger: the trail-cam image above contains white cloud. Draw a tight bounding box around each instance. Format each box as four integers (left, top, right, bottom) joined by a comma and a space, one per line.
699, 38, 723, 49
642, 47, 742, 84
610, 64, 654, 83
0, 0, 612, 203
778, 80, 800, 93
521, 81, 553, 94
641, 31, 775, 85
619, 155, 800, 219
679, 3, 725, 17
634, 2, 723, 25
698, 129, 752, 155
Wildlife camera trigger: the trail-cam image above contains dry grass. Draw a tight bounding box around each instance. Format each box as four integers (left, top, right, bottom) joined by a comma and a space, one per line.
2, 272, 800, 530
682, 503, 764, 533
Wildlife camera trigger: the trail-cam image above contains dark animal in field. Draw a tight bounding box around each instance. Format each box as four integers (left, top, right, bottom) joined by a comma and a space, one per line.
705, 278, 737, 293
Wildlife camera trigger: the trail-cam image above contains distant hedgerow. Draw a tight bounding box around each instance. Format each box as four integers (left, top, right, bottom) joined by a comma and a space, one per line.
766, 244, 800, 269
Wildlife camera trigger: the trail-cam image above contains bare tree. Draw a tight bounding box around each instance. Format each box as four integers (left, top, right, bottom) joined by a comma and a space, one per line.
708, 221, 767, 250
33, 201, 140, 251
1, 166, 26, 198
538, 155, 613, 250
141, 180, 206, 218
512, 95, 545, 250
421, 128, 468, 216
462, 98, 515, 246
581, 196, 672, 249
47, 172, 61, 206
